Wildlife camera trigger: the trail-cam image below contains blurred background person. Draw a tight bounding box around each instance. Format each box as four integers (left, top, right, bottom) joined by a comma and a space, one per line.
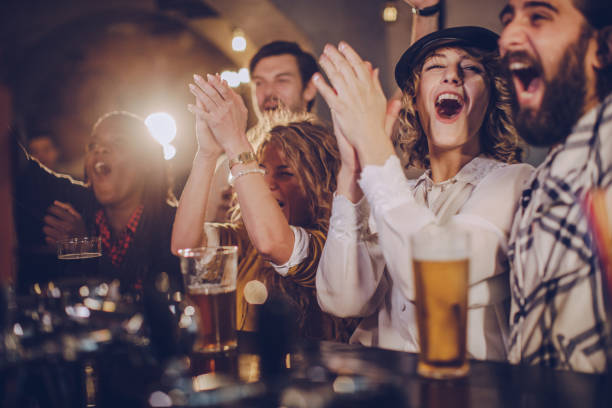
27, 131, 60, 171
14, 111, 180, 294
250, 40, 319, 117
173, 74, 356, 341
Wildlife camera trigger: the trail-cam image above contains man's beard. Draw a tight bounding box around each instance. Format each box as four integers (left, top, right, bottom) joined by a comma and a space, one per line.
509, 30, 591, 147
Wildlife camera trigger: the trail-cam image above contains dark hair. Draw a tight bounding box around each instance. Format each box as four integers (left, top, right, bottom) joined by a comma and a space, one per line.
574, 0, 612, 30
249, 41, 319, 111
573, 0, 612, 99
397, 46, 523, 168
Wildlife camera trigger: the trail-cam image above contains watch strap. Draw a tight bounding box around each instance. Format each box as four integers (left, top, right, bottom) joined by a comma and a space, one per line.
228, 151, 257, 169
412, 3, 440, 17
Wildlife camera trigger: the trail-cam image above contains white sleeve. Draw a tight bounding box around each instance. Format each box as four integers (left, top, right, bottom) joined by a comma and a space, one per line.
358, 155, 533, 305
315, 193, 388, 318
358, 156, 435, 302
269, 226, 309, 276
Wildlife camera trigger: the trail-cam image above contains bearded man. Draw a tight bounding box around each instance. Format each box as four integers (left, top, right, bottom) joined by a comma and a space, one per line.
499, 0, 612, 372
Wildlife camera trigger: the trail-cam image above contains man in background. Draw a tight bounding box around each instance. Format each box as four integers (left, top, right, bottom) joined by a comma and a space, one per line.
205, 41, 319, 222
27, 132, 60, 171
249, 40, 318, 116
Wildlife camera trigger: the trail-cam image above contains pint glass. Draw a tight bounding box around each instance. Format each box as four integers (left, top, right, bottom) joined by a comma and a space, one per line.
411, 225, 470, 379
178, 246, 238, 353
57, 236, 102, 277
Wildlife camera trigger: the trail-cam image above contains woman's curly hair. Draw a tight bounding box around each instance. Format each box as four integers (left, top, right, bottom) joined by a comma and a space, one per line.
230, 110, 339, 230
395, 45, 524, 169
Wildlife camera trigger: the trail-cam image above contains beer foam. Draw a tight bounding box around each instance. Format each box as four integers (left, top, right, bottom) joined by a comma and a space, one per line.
244, 280, 268, 305
412, 247, 468, 262
412, 224, 470, 261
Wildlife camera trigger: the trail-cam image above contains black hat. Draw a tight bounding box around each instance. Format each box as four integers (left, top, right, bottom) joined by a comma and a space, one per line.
582, 0, 612, 30
395, 26, 499, 89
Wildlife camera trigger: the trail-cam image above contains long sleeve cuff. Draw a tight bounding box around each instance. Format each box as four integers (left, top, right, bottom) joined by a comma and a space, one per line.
270, 226, 309, 276
329, 193, 371, 240
359, 155, 417, 217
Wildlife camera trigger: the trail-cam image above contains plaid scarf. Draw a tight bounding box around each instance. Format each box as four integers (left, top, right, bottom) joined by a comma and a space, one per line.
95, 204, 144, 267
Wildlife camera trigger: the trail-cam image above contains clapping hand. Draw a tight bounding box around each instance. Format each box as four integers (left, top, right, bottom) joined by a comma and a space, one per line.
189, 74, 249, 157
314, 42, 400, 166
189, 75, 223, 159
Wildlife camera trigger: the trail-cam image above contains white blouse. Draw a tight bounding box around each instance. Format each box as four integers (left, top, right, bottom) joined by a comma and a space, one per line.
316, 155, 533, 361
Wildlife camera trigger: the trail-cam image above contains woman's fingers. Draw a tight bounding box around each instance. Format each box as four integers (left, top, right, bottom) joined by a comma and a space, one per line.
189, 83, 213, 112
337, 41, 370, 81
193, 74, 225, 107
320, 45, 355, 94
312, 73, 339, 110
187, 103, 206, 116
52, 201, 80, 219
43, 226, 63, 244
206, 74, 231, 102
43, 214, 70, 233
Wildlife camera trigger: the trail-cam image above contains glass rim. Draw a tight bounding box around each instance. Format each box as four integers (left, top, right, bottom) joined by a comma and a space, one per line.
177, 246, 238, 258
56, 236, 101, 245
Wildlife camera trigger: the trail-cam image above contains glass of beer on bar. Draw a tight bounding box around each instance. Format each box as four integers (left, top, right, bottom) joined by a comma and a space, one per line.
57, 236, 102, 277
178, 246, 238, 353
412, 224, 470, 379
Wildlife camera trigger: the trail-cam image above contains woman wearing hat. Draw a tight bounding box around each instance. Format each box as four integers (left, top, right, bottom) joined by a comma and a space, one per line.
314, 26, 533, 360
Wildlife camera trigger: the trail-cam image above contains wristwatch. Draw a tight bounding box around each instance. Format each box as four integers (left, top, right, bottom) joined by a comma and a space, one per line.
228, 151, 257, 169
411, 3, 441, 16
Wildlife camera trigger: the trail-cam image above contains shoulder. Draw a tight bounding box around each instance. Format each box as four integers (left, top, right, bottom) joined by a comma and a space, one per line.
461, 162, 534, 227
476, 161, 534, 194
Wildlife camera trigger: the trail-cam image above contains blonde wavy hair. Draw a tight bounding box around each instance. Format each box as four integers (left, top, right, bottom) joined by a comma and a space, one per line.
230, 110, 339, 230
395, 45, 523, 169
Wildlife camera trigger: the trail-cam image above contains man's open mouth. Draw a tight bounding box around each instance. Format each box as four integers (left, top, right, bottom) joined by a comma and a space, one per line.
435, 93, 464, 120
509, 60, 542, 95
263, 97, 281, 111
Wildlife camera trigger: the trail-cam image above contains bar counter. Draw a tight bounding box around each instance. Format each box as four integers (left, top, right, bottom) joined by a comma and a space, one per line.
1, 317, 610, 407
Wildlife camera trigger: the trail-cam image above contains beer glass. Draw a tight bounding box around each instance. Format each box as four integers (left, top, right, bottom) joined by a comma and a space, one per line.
57, 236, 102, 277
411, 224, 470, 379
178, 246, 238, 353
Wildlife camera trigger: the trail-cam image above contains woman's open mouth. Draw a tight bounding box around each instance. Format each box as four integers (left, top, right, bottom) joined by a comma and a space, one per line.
435, 93, 464, 121
94, 161, 111, 176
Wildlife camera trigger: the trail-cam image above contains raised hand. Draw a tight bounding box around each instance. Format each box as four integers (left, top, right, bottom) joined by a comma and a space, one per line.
188, 79, 223, 159
332, 111, 360, 175
43, 200, 87, 245
314, 42, 395, 166
190, 74, 249, 157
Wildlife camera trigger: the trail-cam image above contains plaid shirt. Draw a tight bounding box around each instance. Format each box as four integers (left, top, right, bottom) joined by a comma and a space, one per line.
508, 94, 612, 373
95, 204, 144, 267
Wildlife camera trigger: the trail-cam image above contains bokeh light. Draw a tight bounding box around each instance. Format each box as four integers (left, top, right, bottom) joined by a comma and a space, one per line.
220, 71, 241, 88
231, 29, 247, 52
238, 68, 250, 84
145, 112, 177, 160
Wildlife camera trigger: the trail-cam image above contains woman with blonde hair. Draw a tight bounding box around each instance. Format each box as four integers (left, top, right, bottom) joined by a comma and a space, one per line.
314, 27, 533, 361
172, 74, 351, 340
